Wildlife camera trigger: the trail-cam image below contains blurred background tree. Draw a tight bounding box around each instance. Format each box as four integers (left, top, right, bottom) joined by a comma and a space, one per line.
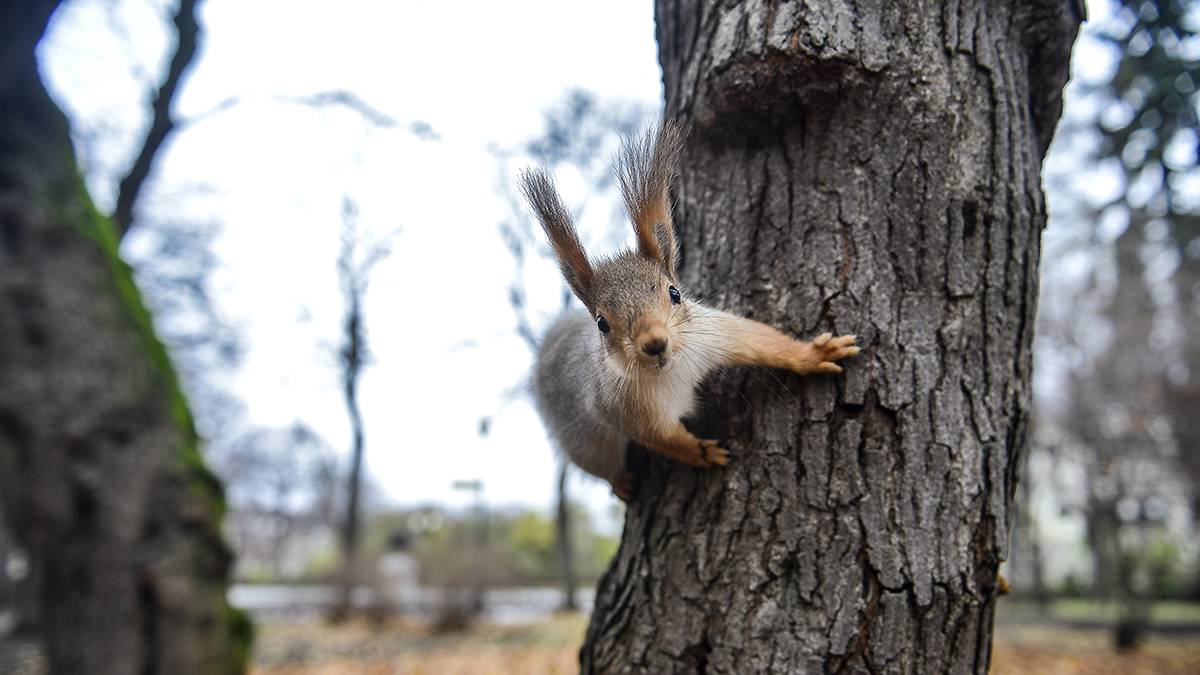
331, 196, 392, 620
1030, 0, 1199, 649
0, 0, 248, 671
210, 423, 342, 582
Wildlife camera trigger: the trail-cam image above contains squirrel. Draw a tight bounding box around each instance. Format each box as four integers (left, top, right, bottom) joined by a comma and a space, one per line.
521, 121, 860, 500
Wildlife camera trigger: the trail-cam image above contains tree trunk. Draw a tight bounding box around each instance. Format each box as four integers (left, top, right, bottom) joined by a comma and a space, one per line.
334, 261, 368, 619
581, 2, 1080, 672
0, 2, 249, 673
0, 497, 12, 616
335, 359, 366, 617
1085, 499, 1120, 602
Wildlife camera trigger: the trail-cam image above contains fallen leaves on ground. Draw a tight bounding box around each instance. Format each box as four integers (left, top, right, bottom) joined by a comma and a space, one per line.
252, 615, 585, 675
250, 615, 1200, 674
990, 625, 1200, 675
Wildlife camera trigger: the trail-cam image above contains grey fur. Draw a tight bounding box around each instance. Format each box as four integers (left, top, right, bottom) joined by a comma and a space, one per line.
533, 310, 627, 482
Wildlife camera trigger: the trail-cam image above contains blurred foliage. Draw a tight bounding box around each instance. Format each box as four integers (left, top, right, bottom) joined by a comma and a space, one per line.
1061, 574, 1088, 599
498, 506, 618, 584
1058, 0, 1200, 458
210, 423, 343, 582
362, 503, 618, 588
1085, 1, 1199, 225
1145, 534, 1186, 597
1090, 0, 1200, 569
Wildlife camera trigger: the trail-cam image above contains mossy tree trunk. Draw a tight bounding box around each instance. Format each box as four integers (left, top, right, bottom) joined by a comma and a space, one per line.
0, 1, 248, 673
581, 2, 1080, 672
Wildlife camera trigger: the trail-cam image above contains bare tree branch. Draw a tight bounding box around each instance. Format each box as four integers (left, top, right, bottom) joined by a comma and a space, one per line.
114, 0, 201, 239
175, 90, 419, 134
176, 94, 240, 128
278, 89, 397, 128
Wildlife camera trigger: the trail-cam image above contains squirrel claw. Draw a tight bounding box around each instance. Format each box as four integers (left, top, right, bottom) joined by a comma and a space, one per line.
812, 334, 859, 372
698, 439, 729, 467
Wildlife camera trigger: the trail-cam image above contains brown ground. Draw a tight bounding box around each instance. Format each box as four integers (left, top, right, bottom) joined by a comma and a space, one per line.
250, 614, 1200, 675
251, 615, 585, 675
990, 624, 1200, 675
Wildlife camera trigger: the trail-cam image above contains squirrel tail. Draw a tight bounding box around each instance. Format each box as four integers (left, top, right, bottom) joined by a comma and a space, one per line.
615, 120, 685, 269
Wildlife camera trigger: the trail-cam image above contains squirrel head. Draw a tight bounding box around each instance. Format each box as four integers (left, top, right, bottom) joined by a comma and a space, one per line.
521, 121, 689, 373
588, 251, 691, 372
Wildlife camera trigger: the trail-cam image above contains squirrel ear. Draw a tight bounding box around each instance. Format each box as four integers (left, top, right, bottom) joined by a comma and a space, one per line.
652, 221, 678, 278
617, 120, 684, 278
519, 168, 595, 308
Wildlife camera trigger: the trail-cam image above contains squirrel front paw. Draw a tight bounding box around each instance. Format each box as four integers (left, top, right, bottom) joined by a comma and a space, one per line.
696, 438, 729, 467
643, 425, 730, 469
807, 333, 860, 374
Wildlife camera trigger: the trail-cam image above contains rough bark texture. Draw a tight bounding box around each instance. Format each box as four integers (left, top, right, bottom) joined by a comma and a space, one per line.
0, 1, 249, 672
581, 2, 1080, 673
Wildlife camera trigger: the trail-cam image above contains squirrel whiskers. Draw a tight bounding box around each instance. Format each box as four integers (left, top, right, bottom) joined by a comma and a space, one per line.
522, 121, 859, 500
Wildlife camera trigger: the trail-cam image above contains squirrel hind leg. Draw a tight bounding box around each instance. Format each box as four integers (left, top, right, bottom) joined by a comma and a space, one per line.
561, 434, 630, 498
610, 469, 636, 503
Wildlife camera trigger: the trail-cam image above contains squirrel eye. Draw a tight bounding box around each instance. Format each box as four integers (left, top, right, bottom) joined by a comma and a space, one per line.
596, 315, 610, 334
668, 286, 681, 304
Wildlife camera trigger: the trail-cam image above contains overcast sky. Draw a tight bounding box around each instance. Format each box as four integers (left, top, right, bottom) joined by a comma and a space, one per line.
33, 0, 1135, 544
38, 0, 663, 523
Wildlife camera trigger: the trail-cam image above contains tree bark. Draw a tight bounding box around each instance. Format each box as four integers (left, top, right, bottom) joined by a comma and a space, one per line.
0, 2, 249, 672
581, 2, 1080, 672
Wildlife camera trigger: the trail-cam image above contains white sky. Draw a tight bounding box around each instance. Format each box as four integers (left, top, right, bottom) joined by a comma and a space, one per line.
38, 0, 662, 522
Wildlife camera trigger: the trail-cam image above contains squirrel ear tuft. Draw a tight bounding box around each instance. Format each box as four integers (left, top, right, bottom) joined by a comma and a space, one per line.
519, 168, 595, 308
616, 120, 684, 278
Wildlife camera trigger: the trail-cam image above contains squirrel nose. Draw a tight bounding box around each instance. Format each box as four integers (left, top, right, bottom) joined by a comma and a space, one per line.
641, 336, 668, 356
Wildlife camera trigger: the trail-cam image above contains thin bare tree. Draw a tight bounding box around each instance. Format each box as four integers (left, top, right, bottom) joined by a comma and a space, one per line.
331, 196, 391, 619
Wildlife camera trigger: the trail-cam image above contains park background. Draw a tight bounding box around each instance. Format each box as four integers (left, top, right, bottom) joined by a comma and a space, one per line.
1, 0, 1199, 672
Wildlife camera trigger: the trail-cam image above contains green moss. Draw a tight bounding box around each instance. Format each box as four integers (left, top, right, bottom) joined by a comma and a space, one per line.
68, 173, 227, 516
225, 602, 256, 674
64, 171, 251, 666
